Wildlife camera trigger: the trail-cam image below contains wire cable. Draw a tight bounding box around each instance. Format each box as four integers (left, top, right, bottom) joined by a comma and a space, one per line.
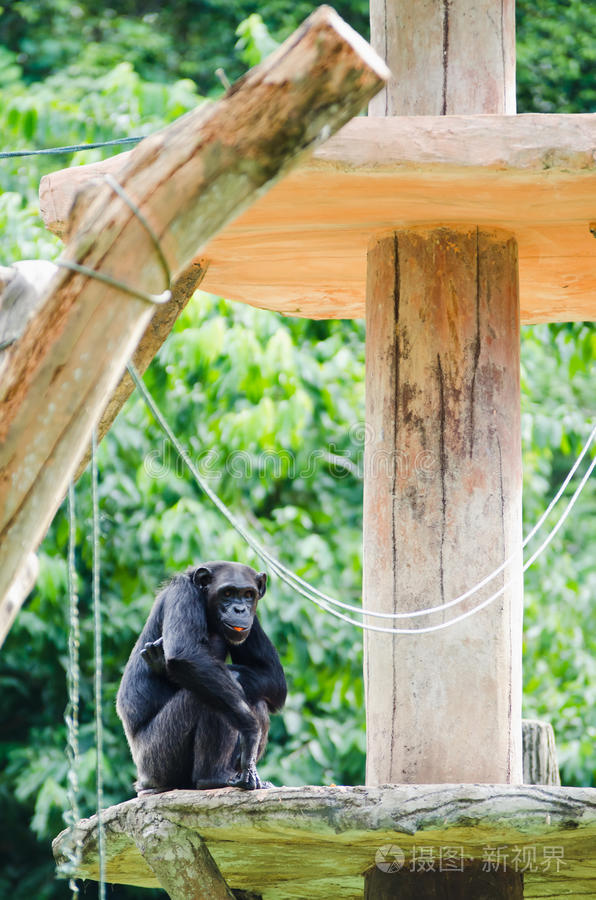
40, 152, 592, 633
55, 172, 172, 306
0, 136, 143, 160
128, 363, 595, 634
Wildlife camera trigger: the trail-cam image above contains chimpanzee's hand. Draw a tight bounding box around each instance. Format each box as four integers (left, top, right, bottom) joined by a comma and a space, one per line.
140, 636, 167, 676
228, 763, 263, 790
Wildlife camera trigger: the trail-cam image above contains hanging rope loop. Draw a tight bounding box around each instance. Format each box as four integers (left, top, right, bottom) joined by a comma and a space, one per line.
55, 174, 172, 307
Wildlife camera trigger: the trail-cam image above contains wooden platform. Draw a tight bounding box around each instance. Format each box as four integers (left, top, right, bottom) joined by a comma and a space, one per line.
41, 114, 596, 324
200, 115, 596, 323
53, 784, 596, 898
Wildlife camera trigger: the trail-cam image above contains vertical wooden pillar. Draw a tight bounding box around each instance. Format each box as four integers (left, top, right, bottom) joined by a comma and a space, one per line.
369, 0, 516, 116
364, 226, 523, 785
363, 7, 522, 896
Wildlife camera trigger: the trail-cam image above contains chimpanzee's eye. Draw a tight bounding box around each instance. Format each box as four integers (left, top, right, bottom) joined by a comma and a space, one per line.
223, 589, 232, 598
244, 590, 254, 600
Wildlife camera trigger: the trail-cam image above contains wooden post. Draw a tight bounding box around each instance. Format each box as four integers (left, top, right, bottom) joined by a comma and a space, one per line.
522, 719, 561, 786
364, 226, 523, 785
364, 867, 524, 900
363, 1, 522, 895
369, 0, 516, 116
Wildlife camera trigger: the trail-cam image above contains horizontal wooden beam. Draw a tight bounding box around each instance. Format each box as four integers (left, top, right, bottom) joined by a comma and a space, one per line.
53, 783, 596, 897
0, 5, 389, 631
40, 114, 596, 323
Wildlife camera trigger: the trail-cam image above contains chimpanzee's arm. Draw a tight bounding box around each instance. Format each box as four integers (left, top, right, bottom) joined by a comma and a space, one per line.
160, 575, 259, 740
229, 616, 287, 712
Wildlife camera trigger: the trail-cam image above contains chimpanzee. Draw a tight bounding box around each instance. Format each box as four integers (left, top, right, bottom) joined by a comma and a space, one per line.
116, 561, 286, 794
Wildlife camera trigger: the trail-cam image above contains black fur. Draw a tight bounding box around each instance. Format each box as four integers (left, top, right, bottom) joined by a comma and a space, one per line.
116, 561, 286, 793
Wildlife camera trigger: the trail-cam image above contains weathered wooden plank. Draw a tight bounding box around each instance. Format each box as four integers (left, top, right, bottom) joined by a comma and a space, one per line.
40, 114, 596, 239
52, 784, 596, 898
0, 5, 389, 630
40, 114, 596, 323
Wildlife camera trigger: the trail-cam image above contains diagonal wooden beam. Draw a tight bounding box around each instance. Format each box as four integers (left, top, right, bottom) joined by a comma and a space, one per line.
0, 5, 389, 640
72, 255, 207, 481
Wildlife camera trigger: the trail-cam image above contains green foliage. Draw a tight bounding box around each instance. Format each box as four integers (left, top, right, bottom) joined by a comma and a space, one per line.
517, 0, 596, 112
0, 3, 595, 899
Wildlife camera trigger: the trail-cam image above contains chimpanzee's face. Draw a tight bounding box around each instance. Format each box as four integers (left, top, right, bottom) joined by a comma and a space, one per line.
194, 562, 267, 645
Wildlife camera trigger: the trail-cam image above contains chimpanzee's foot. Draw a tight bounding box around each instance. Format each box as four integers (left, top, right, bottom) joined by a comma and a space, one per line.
135, 779, 169, 797
228, 763, 265, 790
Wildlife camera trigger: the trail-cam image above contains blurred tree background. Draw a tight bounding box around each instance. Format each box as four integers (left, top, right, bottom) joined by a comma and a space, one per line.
0, 1, 594, 897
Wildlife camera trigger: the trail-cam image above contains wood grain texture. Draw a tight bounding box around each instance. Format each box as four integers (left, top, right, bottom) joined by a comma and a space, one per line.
0, 5, 389, 618
369, 0, 516, 116
52, 784, 596, 898
363, 227, 523, 785
72, 256, 207, 481
40, 115, 596, 323
0, 553, 38, 647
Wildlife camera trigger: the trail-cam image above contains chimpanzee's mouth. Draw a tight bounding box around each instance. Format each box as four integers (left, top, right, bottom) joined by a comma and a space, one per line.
224, 623, 249, 641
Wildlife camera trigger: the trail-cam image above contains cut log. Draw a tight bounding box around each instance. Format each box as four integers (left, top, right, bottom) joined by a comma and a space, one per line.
0, 5, 389, 636
363, 226, 523, 786
0, 258, 205, 485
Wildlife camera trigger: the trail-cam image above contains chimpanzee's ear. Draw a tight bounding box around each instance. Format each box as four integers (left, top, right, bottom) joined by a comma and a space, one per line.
192, 566, 212, 588
256, 572, 267, 598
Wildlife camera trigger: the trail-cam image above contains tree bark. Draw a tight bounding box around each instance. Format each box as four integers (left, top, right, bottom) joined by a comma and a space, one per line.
133, 815, 236, 900
0, 5, 389, 631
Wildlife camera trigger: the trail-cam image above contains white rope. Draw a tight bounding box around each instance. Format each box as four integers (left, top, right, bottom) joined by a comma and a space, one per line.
129, 364, 595, 635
